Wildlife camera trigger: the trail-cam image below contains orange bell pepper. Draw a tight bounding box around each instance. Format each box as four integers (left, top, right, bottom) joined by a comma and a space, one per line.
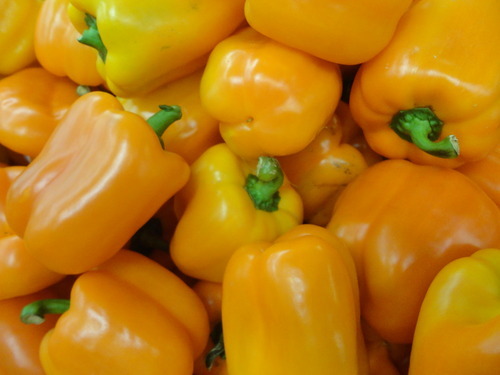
0, 67, 80, 158
34, 0, 103, 86
21, 250, 210, 375
244, 0, 412, 65
5, 91, 190, 274
222, 224, 368, 375
278, 101, 369, 226
408, 248, 500, 375
327, 159, 500, 344
118, 68, 222, 164
67, 0, 246, 97
457, 144, 500, 207
0, 288, 60, 375
0, 0, 43, 75
349, 0, 500, 168
170, 143, 303, 282
200, 26, 342, 160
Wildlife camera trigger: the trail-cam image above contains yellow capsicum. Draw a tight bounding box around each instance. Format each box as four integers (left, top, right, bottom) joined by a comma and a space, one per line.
408, 248, 500, 375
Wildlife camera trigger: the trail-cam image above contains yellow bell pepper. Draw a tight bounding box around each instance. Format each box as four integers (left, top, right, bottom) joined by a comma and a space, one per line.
408, 248, 500, 375
170, 143, 303, 282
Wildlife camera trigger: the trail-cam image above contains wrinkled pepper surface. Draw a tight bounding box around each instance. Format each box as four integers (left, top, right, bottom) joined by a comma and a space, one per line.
408, 248, 500, 374
21, 250, 210, 375
170, 143, 303, 282
222, 224, 368, 375
349, 0, 500, 168
67, 0, 246, 96
34, 0, 103, 86
244, 0, 412, 65
0, 67, 80, 158
327, 159, 500, 343
200, 27, 342, 160
5, 91, 190, 274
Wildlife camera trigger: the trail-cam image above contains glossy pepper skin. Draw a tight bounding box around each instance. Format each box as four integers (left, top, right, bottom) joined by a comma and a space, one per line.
408, 248, 500, 374
349, 0, 500, 168
200, 27, 342, 160
244, 0, 412, 65
278, 101, 369, 226
67, 0, 245, 97
0, 0, 42, 75
5, 91, 190, 274
34, 0, 103, 86
22, 250, 210, 375
222, 224, 368, 375
327, 159, 500, 344
118, 68, 222, 164
0, 67, 80, 158
170, 143, 303, 283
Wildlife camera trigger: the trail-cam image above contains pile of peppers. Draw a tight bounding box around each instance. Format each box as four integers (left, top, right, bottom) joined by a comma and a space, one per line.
1, 1, 499, 374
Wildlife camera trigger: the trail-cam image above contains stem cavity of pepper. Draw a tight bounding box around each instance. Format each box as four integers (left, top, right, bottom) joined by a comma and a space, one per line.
20, 299, 70, 325
390, 107, 460, 158
244, 156, 284, 212
78, 13, 107, 62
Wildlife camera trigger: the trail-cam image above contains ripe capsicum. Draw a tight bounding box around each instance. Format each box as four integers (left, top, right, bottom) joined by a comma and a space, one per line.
327, 159, 500, 344
0, 67, 80, 158
170, 143, 303, 283
349, 0, 500, 168
34, 0, 103, 86
244, 0, 412, 65
67, 0, 246, 97
21, 250, 210, 375
200, 26, 342, 160
222, 224, 368, 375
5, 91, 190, 274
408, 248, 500, 375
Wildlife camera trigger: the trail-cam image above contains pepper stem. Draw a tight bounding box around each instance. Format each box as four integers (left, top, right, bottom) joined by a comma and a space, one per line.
205, 321, 226, 370
244, 156, 283, 212
20, 299, 70, 325
390, 107, 459, 158
146, 105, 182, 149
78, 13, 107, 62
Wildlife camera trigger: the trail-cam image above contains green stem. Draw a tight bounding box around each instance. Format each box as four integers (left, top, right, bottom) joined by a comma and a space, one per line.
244, 156, 283, 212
205, 321, 226, 370
20, 299, 70, 325
76, 85, 91, 96
78, 13, 107, 62
390, 107, 459, 158
146, 105, 182, 149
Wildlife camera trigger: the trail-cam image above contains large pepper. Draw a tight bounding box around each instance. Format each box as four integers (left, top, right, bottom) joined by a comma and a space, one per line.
326, 159, 500, 343
278, 101, 369, 226
67, 0, 246, 97
222, 224, 368, 375
349, 0, 500, 168
408, 248, 500, 374
0, 0, 42, 75
34, 0, 103, 86
5, 91, 190, 274
118, 68, 222, 164
0, 67, 80, 159
244, 0, 412, 65
200, 26, 342, 160
170, 143, 303, 282
21, 250, 210, 375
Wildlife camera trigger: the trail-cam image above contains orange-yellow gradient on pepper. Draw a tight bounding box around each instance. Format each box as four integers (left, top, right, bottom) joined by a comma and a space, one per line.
327, 159, 500, 344
0, 67, 80, 158
21, 250, 210, 375
349, 0, 500, 168
34, 0, 103, 86
200, 27, 342, 160
0, 0, 43, 75
408, 248, 500, 375
244, 0, 412, 65
67, 0, 246, 97
170, 143, 303, 283
5, 92, 190, 275
222, 224, 368, 375
118, 68, 222, 164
